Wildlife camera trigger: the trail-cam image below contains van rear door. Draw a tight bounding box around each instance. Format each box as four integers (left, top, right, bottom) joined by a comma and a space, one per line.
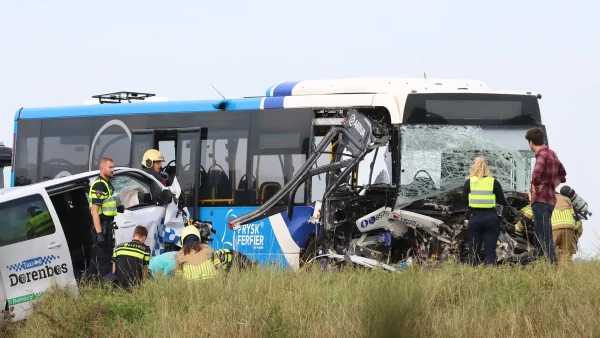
0, 187, 76, 322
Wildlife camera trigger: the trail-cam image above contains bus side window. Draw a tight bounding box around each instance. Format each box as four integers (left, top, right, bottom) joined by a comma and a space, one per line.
252, 155, 283, 204
249, 109, 311, 206
0, 194, 56, 247
15, 119, 41, 186
251, 153, 305, 205
92, 125, 131, 168
40, 118, 92, 181
199, 130, 248, 206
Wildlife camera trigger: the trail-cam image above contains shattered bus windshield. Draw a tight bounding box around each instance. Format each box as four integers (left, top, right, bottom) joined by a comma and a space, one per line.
396, 125, 536, 208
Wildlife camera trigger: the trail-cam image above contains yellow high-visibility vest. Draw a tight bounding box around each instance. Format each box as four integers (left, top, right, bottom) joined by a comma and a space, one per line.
176, 261, 218, 281
468, 176, 496, 208
26, 210, 55, 238
88, 178, 117, 216
551, 209, 576, 228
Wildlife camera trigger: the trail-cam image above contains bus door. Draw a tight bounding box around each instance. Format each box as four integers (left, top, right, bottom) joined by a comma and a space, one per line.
129, 129, 179, 184
175, 128, 203, 220
130, 130, 155, 170
130, 128, 203, 219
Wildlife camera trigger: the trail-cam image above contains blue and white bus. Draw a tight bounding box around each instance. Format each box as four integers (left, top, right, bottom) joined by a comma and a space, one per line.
10, 78, 546, 269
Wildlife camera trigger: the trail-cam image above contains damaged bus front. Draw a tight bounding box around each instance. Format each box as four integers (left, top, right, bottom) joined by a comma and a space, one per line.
231, 87, 546, 270
394, 92, 543, 265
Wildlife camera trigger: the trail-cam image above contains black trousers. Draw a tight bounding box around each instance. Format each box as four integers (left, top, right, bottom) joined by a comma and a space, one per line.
86, 225, 114, 279
467, 211, 501, 265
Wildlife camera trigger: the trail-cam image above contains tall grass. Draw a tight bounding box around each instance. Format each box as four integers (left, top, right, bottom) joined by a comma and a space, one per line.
3, 261, 600, 337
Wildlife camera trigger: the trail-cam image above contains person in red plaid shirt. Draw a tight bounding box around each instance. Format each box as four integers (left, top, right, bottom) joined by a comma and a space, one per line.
525, 127, 567, 264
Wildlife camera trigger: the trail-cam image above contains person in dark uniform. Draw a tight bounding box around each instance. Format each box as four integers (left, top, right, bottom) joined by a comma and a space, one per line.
463, 157, 508, 265
141, 149, 168, 185
86, 157, 117, 280
112, 225, 151, 290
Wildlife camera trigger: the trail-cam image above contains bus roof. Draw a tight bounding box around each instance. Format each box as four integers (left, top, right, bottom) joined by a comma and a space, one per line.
15, 77, 540, 122
264, 77, 492, 97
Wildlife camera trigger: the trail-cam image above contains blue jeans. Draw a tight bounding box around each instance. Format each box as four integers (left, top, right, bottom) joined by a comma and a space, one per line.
532, 202, 557, 264
467, 212, 501, 265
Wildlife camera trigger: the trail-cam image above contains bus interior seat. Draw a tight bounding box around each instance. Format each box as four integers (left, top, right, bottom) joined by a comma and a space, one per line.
198, 169, 210, 200
236, 174, 256, 203
208, 168, 232, 199
48, 187, 93, 280
259, 182, 281, 204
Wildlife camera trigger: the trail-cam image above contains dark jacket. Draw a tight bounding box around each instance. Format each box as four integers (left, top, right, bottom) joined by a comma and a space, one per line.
143, 167, 167, 185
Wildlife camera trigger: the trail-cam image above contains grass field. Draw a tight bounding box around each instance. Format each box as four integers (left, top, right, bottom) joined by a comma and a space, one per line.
2, 261, 600, 338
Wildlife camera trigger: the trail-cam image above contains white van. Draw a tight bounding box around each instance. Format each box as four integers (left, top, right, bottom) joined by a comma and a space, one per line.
0, 168, 186, 323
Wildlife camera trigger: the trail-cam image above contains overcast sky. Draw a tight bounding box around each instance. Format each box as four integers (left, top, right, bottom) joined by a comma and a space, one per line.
1, 1, 598, 257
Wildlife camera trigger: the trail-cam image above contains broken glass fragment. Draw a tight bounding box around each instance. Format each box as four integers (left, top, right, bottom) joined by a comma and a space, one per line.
396, 125, 535, 208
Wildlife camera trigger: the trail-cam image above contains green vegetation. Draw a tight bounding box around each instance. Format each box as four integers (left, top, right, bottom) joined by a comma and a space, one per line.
3, 261, 600, 337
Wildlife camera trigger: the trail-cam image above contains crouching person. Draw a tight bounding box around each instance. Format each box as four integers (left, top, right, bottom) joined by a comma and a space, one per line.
175, 226, 221, 281
552, 193, 578, 263
515, 203, 534, 235
148, 251, 178, 278
112, 225, 151, 290
215, 249, 255, 272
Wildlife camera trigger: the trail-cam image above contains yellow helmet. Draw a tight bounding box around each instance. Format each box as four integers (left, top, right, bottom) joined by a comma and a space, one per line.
180, 225, 201, 246
142, 149, 165, 168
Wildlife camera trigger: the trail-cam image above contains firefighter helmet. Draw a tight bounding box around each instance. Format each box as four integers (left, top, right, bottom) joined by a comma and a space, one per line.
180, 225, 201, 247
141, 149, 165, 168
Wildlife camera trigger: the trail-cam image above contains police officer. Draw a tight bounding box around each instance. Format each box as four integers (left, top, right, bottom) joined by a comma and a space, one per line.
463, 157, 508, 265
87, 157, 117, 280
141, 149, 168, 185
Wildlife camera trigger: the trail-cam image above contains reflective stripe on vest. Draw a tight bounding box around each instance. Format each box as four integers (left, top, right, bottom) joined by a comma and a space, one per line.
551, 209, 576, 228
515, 220, 524, 233
89, 178, 117, 216
113, 244, 150, 262
26, 211, 55, 238
468, 176, 496, 208
215, 249, 232, 269
521, 205, 533, 219
177, 261, 218, 281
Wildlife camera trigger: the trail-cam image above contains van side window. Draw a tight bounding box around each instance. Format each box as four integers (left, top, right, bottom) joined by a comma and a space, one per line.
0, 194, 56, 247
112, 175, 151, 196
110, 175, 152, 208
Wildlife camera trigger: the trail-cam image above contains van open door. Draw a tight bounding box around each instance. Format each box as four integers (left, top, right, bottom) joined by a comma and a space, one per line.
0, 187, 76, 321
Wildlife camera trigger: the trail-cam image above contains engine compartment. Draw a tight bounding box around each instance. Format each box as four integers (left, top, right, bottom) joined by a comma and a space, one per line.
321, 183, 538, 267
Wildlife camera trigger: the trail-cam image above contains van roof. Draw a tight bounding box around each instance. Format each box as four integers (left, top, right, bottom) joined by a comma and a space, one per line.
0, 167, 147, 196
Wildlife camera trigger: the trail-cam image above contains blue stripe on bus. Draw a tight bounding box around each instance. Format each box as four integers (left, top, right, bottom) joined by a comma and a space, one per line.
17, 98, 264, 119
263, 97, 285, 109
10, 114, 17, 187
265, 83, 278, 97
272, 81, 301, 97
